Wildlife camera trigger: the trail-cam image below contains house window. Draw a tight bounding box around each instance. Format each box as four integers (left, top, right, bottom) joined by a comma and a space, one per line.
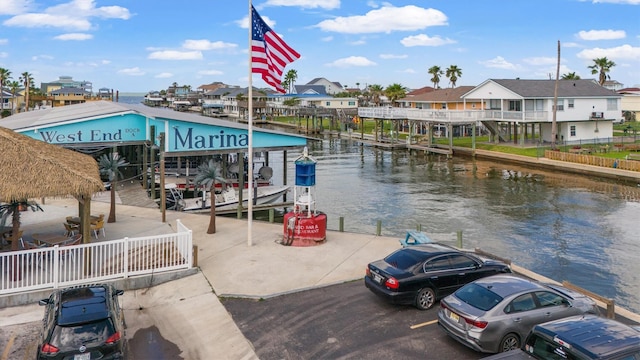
508, 101, 521, 111
441, 103, 447, 109
568, 99, 574, 109
489, 99, 501, 109
348, 101, 355, 106
325, 101, 330, 106
471, 103, 476, 109
570, 125, 576, 137
607, 99, 618, 111
555, 99, 564, 111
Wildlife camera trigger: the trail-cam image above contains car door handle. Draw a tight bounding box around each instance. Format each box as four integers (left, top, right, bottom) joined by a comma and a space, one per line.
545, 312, 552, 316
514, 318, 522, 323
430, 276, 439, 279
458, 273, 466, 276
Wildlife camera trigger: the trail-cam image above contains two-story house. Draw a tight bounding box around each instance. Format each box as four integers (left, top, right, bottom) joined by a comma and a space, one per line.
305, 78, 344, 95
461, 79, 622, 144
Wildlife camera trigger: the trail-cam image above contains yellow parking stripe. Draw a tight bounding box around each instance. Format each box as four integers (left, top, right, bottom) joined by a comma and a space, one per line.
410, 319, 438, 329
1, 334, 15, 360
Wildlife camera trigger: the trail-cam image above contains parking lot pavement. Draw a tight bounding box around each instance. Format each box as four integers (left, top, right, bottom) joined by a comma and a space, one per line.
221, 280, 484, 360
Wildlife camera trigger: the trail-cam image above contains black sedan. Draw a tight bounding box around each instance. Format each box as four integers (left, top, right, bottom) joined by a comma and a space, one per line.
365, 243, 511, 310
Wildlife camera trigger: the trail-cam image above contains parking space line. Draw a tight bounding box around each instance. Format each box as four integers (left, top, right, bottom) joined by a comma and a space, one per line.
1, 334, 15, 360
410, 319, 438, 329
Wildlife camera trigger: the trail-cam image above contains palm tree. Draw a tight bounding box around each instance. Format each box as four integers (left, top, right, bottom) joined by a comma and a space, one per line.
0, 201, 42, 251
588, 57, 616, 86
368, 84, 384, 106
8, 80, 20, 114
384, 83, 407, 105
194, 159, 228, 234
445, 65, 462, 88
0, 67, 12, 117
284, 69, 298, 93
98, 153, 129, 223
561, 72, 581, 80
428, 66, 443, 89
19, 71, 33, 112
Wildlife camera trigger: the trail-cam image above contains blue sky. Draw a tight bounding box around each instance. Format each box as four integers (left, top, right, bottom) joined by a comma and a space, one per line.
1, 0, 639, 93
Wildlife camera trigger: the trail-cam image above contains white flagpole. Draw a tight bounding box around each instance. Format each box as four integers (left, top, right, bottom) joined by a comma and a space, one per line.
247, 0, 254, 246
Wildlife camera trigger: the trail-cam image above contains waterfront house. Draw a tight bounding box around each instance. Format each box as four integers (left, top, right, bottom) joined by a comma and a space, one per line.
50, 87, 92, 106
618, 87, 640, 122
461, 79, 623, 145
305, 78, 344, 95
397, 86, 481, 110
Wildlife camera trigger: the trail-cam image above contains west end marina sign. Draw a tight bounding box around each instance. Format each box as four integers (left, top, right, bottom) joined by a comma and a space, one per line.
21, 115, 306, 152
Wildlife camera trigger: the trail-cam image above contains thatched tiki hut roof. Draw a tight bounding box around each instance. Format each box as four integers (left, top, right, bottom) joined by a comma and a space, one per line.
0, 126, 103, 250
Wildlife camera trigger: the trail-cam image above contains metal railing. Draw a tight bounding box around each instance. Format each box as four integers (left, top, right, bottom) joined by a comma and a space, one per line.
358, 107, 549, 123
0, 220, 193, 295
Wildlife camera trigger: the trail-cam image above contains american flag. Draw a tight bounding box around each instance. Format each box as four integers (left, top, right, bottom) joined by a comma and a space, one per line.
251, 5, 300, 93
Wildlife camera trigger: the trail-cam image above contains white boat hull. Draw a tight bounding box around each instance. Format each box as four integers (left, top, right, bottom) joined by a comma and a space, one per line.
181, 185, 289, 212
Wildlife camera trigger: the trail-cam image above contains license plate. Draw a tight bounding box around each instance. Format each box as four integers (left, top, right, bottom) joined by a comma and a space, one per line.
372, 273, 383, 283
74, 353, 90, 360
449, 311, 460, 322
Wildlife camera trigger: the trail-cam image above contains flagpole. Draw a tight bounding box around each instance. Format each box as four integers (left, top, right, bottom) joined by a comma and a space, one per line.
247, 0, 254, 247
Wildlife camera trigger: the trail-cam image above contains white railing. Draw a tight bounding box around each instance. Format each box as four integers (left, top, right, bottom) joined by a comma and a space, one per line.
0, 220, 193, 295
357, 107, 549, 123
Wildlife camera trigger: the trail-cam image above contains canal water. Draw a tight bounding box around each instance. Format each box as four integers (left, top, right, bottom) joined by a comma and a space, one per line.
267, 137, 640, 314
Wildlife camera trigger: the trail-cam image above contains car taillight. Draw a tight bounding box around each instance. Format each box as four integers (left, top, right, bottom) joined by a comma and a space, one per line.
41, 343, 59, 354
365, 267, 371, 276
385, 277, 399, 289
463, 317, 488, 329
106, 331, 121, 344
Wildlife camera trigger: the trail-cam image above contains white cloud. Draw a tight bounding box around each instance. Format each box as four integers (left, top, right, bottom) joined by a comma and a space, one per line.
4, 14, 92, 30
350, 40, 366, 45
321, 36, 333, 42
480, 56, 518, 70
182, 39, 238, 51
380, 54, 408, 59
316, 5, 447, 34
0, 39, 8, 45
0, 52, 7, 58
148, 50, 203, 60
592, 0, 640, 4
325, 56, 377, 67
0, 0, 34, 15
400, 34, 455, 47
118, 67, 145, 76
198, 70, 224, 76
2, 0, 130, 30
563, 42, 582, 48
155, 72, 173, 78
101, 60, 110, 65
263, 0, 340, 9
577, 29, 626, 40
398, 68, 416, 73
54, 33, 93, 41
32, 54, 54, 61
522, 57, 560, 66
577, 44, 640, 60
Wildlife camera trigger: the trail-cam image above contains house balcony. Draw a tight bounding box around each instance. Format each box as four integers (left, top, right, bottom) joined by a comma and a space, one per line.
357, 107, 549, 123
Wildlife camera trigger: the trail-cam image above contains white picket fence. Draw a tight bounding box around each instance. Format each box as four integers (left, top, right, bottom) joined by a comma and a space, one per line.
0, 220, 193, 295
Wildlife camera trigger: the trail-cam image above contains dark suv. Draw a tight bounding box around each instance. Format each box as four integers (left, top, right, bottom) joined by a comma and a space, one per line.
482, 314, 640, 359
37, 284, 126, 360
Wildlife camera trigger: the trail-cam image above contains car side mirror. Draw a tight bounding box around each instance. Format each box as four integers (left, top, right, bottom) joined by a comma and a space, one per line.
38, 299, 49, 306
115, 289, 124, 296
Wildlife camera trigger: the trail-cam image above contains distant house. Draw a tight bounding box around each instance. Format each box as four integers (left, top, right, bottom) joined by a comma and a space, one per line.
603, 80, 624, 92
618, 87, 640, 121
197, 82, 228, 93
397, 86, 481, 110
406, 86, 436, 96
462, 79, 622, 144
41, 76, 92, 95
305, 78, 343, 95
50, 87, 92, 106
293, 85, 327, 95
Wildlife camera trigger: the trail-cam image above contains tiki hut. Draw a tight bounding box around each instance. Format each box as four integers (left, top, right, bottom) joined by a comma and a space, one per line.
0, 126, 104, 250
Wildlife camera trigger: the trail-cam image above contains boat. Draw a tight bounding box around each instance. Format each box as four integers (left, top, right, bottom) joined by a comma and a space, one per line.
180, 185, 290, 212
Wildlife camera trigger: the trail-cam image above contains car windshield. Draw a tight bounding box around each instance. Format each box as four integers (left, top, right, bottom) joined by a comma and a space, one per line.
455, 283, 503, 311
51, 318, 115, 350
385, 250, 422, 270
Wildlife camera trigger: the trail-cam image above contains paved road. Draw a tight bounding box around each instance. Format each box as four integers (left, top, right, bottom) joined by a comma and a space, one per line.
221, 280, 485, 360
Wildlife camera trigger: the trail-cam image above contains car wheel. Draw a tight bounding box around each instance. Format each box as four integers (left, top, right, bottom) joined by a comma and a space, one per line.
415, 288, 436, 310
499, 333, 520, 352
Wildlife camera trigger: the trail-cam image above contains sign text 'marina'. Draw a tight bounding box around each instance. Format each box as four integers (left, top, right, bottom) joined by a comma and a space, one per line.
173, 127, 248, 150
